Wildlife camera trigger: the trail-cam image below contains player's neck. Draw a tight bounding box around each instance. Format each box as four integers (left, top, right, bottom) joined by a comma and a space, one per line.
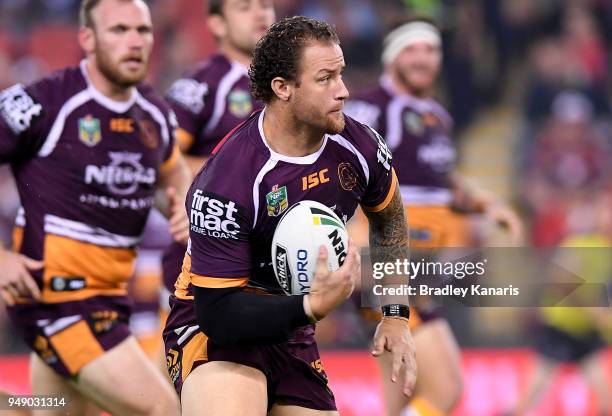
219, 43, 252, 69
262, 105, 325, 157
388, 72, 431, 99
85, 59, 134, 102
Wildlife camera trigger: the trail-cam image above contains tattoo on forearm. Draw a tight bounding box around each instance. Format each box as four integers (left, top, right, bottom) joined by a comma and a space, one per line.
365, 186, 409, 255
364, 187, 410, 306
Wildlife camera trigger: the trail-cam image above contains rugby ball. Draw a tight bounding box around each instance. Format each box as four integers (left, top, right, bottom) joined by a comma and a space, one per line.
272, 201, 348, 295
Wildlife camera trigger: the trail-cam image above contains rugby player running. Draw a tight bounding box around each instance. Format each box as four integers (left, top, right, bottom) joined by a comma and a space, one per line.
0, 0, 190, 414
163, 16, 417, 416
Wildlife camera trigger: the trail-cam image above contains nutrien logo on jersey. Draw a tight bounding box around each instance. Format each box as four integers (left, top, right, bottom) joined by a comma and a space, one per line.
190, 190, 241, 239
417, 135, 456, 173
84, 152, 156, 195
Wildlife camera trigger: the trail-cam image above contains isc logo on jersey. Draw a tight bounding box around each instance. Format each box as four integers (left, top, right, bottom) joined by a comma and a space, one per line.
190, 190, 240, 239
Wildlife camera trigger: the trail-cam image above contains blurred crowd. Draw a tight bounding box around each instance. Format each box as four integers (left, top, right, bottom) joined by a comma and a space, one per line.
0, 0, 611, 352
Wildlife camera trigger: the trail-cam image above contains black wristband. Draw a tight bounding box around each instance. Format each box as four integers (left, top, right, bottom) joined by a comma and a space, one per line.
382, 304, 410, 319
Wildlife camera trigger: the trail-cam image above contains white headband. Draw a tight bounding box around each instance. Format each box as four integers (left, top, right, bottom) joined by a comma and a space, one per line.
381, 21, 441, 66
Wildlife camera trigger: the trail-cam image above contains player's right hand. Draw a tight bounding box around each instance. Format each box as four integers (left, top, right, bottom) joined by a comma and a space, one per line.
0, 250, 43, 306
306, 239, 360, 321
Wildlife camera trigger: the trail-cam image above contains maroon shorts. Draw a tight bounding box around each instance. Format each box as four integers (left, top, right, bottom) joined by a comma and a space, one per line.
7, 296, 132, 378
163, 297, 336, 411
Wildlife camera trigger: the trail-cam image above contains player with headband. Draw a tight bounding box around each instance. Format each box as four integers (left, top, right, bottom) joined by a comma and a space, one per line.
346, 17, 523, 416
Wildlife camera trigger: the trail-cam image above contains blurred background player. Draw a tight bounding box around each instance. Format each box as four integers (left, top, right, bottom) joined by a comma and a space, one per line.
163, 16, 416, 416
345, 18, 523, 416
130, 0, 277, 371
509, 194, 611, 416
159, 0, 276, 338
0, 1, 611, 415
0, 0, 191, 414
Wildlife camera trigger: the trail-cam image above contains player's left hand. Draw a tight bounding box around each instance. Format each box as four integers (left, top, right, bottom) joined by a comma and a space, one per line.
485, 203, 523, 245
371, 316, 417, 396
166, 187, 189, 244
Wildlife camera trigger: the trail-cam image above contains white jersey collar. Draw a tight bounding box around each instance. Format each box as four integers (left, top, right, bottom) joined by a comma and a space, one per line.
257, 108, 328, 165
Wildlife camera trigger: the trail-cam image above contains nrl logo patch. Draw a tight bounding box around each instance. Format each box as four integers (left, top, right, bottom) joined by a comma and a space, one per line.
404, 111, 424, 136
266, 185, 288, 217
228, 89, 253, 118
78, 115, 102, 147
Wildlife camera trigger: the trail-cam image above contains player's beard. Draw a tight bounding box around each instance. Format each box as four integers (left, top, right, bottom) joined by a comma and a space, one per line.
293, 91, 345, 135
325, 110, 345, 134
301, 106, 345, 135
95, 45, 148, 89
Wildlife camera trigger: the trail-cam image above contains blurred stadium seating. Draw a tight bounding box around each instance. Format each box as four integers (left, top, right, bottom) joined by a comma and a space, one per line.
0, 1, 610, 414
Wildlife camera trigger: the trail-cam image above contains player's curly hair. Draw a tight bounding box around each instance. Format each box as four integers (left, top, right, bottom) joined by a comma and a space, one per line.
249, 16, 340, 103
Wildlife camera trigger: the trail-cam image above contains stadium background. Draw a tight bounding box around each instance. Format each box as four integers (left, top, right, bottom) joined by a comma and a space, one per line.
0, 0, 610, 414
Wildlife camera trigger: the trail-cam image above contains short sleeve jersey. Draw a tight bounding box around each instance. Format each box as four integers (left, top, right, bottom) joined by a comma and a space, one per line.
0, 60, 178, 303
165, 54, 260, 156
344, 76, 456, 205
173, 109, 397, 297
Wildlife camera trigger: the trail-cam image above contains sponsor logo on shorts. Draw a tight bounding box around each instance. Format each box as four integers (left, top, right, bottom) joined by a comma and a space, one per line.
190, 190, 241, 239
33, 335, 58, 365
166, 349, 181, 383
79, 114, 102, 147
266, 185, 288, 217
90, 310, 119, 334
50, 276, 86, 292
84, 152, 156, 196
337, 162, 358, 191
310, 358, 327, 376
0, 84, 43, 134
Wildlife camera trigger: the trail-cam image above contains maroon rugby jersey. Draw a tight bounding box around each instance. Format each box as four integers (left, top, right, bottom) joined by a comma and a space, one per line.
161, 54, 263, 295
165, 109, 397, 331
344, 76, 456, 205
165, 54, 260, 156
0, 60, 178, 303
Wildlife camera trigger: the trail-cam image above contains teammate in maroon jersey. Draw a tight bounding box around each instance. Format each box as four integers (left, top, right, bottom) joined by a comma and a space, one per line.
163, 16, 417, 415
160, 0, 276, 320
345, 18, 523, 416
0, 0, 191, 414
